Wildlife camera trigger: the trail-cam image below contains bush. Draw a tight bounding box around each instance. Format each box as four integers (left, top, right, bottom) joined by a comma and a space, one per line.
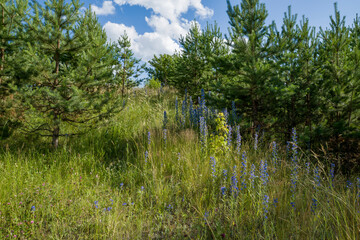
146, 77, 161, 89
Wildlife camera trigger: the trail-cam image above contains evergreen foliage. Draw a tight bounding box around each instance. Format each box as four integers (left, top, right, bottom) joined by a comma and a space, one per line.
17, 0, 121, 148
112, 33, 145, 97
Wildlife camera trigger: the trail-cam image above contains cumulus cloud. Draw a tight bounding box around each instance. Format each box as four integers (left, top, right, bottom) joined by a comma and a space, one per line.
114, 0, 213, 21
104, 21, 181, 61
102, 0, 213, 61
92, 1, 115, 15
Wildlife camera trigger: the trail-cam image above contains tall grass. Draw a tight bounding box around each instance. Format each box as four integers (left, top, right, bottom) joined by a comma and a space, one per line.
0, 88, 359, 239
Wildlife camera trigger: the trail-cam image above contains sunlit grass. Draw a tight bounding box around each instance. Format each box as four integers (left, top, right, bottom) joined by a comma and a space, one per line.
0, 88, 359, 239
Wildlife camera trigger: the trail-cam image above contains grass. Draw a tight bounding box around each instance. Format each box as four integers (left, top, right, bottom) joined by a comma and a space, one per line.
0, 88, 359, 239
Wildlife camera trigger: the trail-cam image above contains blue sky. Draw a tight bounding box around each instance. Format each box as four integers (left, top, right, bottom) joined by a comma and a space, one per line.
81, 0, 360, 61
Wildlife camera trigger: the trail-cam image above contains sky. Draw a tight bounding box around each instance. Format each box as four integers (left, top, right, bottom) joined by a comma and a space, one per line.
81, 0, 360, 62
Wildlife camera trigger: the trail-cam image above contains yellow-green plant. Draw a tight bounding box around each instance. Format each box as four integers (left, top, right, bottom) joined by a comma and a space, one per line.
209, 112, 229, 157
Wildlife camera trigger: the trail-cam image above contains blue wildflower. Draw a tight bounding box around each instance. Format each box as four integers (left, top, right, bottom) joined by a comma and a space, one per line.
311, 198, 317, 214
314, 167, 321, 188
147, 131, 151, 147
254, 131, 258, 151
240, 151, 247, 190
231, 165, 239, 197
330, 163, 335, 187
221, 186, 226, 196
263, 195, 269, 219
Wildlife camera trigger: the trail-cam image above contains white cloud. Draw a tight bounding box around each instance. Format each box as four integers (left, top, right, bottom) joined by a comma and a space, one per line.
103, 21, 180, 61
104, 21, 138, 43
145, 15, 192, 40
102, 0, 213, 62
114, 0, 213, 21
92, 1, 115, 16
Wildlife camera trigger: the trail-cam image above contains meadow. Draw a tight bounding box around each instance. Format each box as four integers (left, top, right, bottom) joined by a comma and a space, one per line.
0, 88, 359, 239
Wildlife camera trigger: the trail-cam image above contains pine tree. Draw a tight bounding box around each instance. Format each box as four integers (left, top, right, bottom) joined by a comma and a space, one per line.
146, 54, 176, 86
173, 22, 228, 97
0, 0, 29, 139
113, 33, 145, 97
296, 15, 320, 146
319, 3, 352, 138
174, 22, 208, 96
348, 15, 360, 130
225, 0, 272, 132
19, 1, 119, 148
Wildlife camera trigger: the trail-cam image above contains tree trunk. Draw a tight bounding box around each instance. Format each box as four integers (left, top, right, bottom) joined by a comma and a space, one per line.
53, 39, 60, 88
52, 124, 60, 149
121, 58, 126, 98
121, 76, 125, 98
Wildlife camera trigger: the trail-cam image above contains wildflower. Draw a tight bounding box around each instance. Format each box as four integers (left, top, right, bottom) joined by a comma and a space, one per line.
145, 150, 149, 163
231, 165, 239, 197
330, 163, 335, 187
166, 204, 173, 211
200, 89, 206, 118
31, 206, 35, 211
311, 198, 317, 214
273, 198, 278, 208
221, 187, 226, 196
200, 117, 208, 151
204, 211, 209, 225
260, 159, 269, 186
290, 128, 298, 195
223, 108, 229, 125
122, 203, 127, 206
254, 131, 258, 151
314, 167, 321, 188
107, 207, 112, 211
147, 131, 151, 147
120, 183, 124, 188
240, 151, 247, 190
222, 169, 227, 183
250, 164, 256, 188
263, 195, 269, 219
346, 180, 353, 189
306, 162, 310, 174
141, 186, 144, 191
163, 128, 167, 147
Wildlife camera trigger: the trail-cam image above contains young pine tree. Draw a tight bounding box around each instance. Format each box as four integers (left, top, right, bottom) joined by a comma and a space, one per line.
19, 1, 119, 148
113, 33, 145, 97
146, 54, 176, 86
225, 0, 272, 132
319, 3, 352, 138
0, 0, 29, 139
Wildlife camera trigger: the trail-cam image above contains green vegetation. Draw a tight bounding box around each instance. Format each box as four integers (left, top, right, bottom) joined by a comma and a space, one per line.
1, 0, 360, 238
0, 90, 359, 239
146, 1, 360, 168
